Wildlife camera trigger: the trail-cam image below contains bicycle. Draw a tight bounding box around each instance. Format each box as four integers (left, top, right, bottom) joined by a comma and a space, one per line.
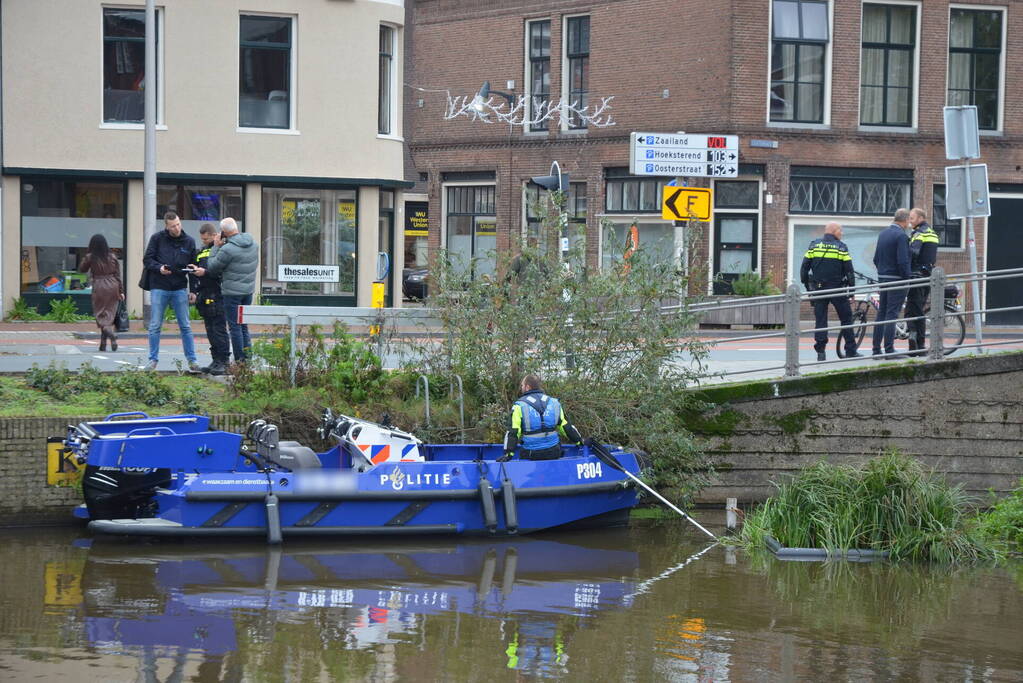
834, 270, 966, 358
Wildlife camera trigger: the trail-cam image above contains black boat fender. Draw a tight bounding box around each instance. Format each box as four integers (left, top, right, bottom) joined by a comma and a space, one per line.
500, 463, 518, 534
477, 463, 497, 534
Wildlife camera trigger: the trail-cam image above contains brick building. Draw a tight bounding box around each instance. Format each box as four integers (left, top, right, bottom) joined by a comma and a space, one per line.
404, 0, 1023, 322
1, 0, 409, 317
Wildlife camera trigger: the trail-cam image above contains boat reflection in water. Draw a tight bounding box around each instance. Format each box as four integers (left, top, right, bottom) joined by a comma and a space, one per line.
78, 533, 640, 678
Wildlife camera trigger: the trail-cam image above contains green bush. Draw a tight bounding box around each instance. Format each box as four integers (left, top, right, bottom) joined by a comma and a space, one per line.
227, 324, 389, 427
728, 270, 781, 296
5, 297, 44, 321
45, 297, 90, 323
24, 362, 206, 414
738, 450, 997, 563
975, 479, 1023, 553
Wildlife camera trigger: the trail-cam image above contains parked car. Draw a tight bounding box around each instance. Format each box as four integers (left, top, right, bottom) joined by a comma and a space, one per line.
402, 267, 428, 300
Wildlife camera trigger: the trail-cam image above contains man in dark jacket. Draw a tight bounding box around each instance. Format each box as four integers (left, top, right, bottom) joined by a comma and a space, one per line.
871, 208, 912, 358
905, 207, 939, 356
189, 223, 231, 375
142, 212, 199, 371
193, 217, 257, 363
800, 222, 861, 361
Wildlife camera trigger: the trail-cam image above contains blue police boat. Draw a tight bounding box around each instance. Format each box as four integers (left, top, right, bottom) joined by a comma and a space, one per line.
64, 409, 642, 541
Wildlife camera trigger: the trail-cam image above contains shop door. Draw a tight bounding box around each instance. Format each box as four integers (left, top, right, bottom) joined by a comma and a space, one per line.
987, 198, 1023, 324
713, 214, 758, 294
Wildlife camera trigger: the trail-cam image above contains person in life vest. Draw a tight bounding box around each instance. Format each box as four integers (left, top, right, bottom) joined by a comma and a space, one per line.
499, 374, 582, 461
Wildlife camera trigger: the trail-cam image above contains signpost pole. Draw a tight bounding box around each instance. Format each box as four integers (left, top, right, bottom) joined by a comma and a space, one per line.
958, 110, 983, 350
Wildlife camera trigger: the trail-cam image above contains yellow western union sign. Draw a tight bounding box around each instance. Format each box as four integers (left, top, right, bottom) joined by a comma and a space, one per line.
662, 187, 712, 221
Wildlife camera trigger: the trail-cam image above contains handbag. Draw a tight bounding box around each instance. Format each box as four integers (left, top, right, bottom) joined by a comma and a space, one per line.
138, 268, 151, 291
115, 300, 130, 332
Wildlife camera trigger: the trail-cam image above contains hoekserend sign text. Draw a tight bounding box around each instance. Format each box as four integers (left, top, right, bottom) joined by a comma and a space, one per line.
278, 265, 340, 283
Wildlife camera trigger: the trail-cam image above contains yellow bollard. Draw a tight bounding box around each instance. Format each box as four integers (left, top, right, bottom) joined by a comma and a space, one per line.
370, 281, 385, 336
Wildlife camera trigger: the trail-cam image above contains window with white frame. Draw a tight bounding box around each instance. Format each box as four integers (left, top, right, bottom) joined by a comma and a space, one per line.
789, 167, 912, 215
947, 7, 1003, 131
713, 180, 761, 294
564, 16, 590, 130
239, 15, 293, 129
445, 185, 497, 280
860, 3, 916, 127
525, 183, 586, 269
602, 169, 678, 273
378, 25, 395, 135
526, 20, 551, 132
770, 0, 829, 123
103, 7, 161, 124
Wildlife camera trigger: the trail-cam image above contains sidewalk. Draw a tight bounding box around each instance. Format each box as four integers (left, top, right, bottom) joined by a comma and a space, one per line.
1, 319, 1021, 339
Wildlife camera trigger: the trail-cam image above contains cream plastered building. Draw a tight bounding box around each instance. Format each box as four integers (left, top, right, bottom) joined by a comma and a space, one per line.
1, 0, 408, 317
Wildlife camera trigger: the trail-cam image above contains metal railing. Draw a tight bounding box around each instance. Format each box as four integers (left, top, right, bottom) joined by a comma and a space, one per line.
699, 265, 1023, 378
238, 266, 1023, 384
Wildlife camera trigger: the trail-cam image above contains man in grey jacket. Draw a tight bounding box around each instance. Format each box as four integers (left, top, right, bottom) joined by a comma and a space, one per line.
193, 217, 257, 364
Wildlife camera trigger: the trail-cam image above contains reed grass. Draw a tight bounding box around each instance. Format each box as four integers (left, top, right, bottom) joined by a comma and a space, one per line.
738, 450, 997, 563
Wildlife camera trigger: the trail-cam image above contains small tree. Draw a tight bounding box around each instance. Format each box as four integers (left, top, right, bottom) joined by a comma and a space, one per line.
413, 191, 713, 496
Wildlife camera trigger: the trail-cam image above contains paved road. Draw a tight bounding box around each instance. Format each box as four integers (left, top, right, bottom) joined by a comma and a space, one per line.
0, 323, 1019, 381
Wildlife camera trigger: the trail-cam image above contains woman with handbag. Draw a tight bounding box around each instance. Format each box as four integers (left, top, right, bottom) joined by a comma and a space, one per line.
80, 234, 125, 352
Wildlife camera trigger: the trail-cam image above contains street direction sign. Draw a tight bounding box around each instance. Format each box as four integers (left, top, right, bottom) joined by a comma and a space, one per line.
662, 186, 712, 221
944, 163, 990, 219
943, 106, 980, 161
631, 132, 739, 177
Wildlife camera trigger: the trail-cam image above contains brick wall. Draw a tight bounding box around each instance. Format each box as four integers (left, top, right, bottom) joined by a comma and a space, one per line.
406, 0, 1023, 291
0, 414, 261, 526
692, 351, 1023, 504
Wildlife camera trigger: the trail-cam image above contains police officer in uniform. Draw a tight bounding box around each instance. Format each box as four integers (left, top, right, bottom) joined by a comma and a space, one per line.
906, 207, 939, 356
500, 374, 582, 461
800, 222, 862, 361
189, 223, 231, 375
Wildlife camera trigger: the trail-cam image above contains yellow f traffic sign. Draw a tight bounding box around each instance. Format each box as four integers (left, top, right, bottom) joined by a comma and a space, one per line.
662, 186, 712, 221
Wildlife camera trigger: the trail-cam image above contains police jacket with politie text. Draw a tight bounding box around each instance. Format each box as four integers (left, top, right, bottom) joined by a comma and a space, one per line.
504, 390, 582, 453
143, 229, 196, 291
873, 223, 911, 280
800, 233, 854, 289
909, 221, 939, 276
190, 244, 223, 314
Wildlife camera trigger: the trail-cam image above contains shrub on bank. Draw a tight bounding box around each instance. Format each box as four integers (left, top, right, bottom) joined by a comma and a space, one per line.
738, 450, 997, 563
23, 362, 209, 414
975, 479, 1023, 554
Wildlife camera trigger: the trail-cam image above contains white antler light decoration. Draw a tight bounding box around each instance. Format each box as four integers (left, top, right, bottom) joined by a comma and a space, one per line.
443, 82, 615, 128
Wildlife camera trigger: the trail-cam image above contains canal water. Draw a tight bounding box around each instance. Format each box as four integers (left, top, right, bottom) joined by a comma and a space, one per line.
0, 521, 1020, 681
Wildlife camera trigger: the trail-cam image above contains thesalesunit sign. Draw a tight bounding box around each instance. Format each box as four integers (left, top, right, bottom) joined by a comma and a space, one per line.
278, 264, 340, 282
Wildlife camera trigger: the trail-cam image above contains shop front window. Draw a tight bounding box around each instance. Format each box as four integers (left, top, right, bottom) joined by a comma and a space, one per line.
20, 180, 126, 299
601, 221, 677, 273
157, 184, 243, 241
261, 188, 357, 297
403, 201, 429, 268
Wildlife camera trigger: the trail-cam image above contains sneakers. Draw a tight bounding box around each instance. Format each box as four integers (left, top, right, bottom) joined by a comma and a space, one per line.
816, 351, 826, 362
845, 350, 865, 358
188, 361, 202, 373
144, 360, 158, 371
205, 360, 228, 376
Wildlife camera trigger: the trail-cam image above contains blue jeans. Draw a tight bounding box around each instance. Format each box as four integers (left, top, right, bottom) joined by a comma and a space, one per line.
222, 294, 252, 362
871, 279, 908, 354
148, 287, 197, 363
